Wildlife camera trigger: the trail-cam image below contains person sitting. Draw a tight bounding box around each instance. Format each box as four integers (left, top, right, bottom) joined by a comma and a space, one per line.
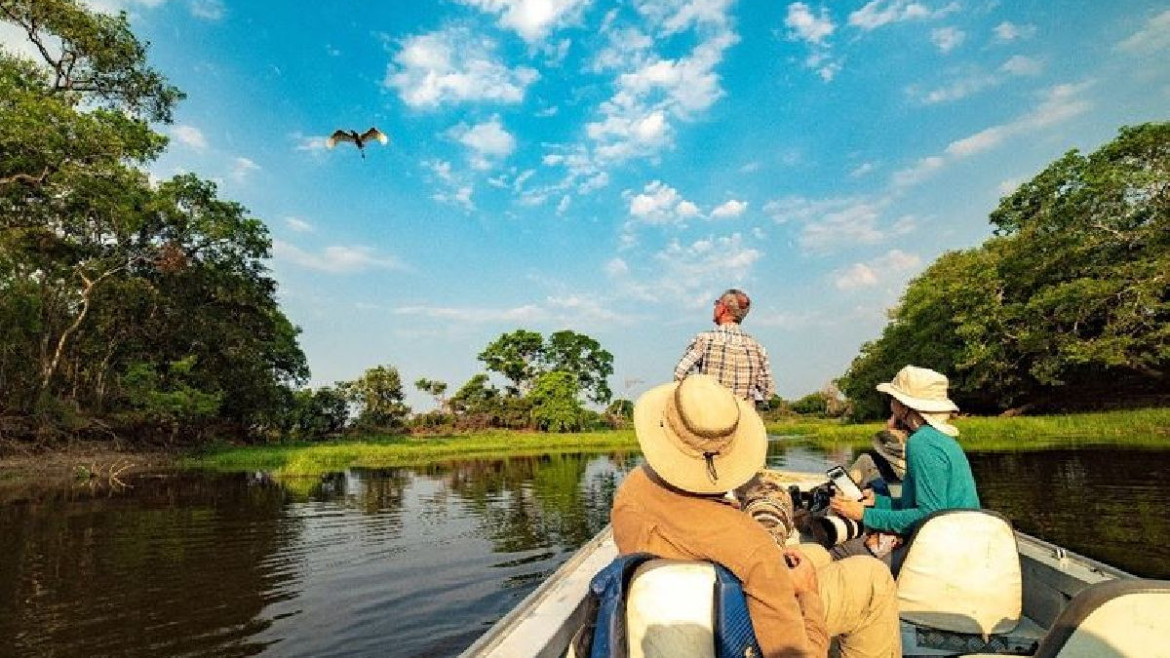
829, 365, 980, 565
612, 374, 901, 658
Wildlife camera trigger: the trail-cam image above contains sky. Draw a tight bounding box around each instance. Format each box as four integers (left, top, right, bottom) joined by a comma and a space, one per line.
3, 0, 1168, 411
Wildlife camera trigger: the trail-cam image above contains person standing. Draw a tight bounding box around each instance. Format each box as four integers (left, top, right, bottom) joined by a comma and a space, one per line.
674, 288, 775, 404
612, 374, 901, 658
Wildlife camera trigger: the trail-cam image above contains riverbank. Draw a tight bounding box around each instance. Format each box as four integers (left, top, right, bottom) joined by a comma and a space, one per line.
768, 407, 1170, 449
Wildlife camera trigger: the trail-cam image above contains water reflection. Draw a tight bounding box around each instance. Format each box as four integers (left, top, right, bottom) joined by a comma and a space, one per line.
1, 446, 1168, 657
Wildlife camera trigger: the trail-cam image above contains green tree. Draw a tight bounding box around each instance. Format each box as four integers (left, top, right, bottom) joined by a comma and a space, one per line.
543, 330, 615, 405
528, 371, 585, 432
477, 329, 544, 395
415, 377, 449, 410
839, 123, 1169, 417
343, 366, 410, 430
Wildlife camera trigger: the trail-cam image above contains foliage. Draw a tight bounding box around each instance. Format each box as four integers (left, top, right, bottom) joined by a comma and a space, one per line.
477, 328, 614, 406
0, 1, 307, 444
342, 365, 410, 431
839, 123, 1170, 418
528, 371, 585, 432
284, 387, 349, 439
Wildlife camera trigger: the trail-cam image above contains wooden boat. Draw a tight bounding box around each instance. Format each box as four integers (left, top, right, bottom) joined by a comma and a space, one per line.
460, 471, 1141, 658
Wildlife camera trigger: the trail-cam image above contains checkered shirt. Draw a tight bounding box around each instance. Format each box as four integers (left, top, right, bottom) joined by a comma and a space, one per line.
674, 323, 775, 402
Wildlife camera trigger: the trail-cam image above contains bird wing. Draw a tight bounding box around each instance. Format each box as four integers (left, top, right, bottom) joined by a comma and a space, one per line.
326, 130, 355, 149
361, 127, 390, 145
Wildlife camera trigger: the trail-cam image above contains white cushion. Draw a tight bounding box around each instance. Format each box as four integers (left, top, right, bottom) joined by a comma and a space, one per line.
897, 511, 1022, 637
626, 560, 717, 658
1053, 588, 1170, 657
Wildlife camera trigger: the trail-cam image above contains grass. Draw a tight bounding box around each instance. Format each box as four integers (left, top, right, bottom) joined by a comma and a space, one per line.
181, 408, 1169, 478
182, 429, 639, 477
767, 407, 1170, 451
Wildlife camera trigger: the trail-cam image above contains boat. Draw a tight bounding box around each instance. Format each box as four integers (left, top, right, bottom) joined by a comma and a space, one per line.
459, 471, 1149, 658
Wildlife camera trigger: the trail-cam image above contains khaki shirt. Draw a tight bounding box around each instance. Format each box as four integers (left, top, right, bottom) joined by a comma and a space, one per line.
611, 466, 829, 658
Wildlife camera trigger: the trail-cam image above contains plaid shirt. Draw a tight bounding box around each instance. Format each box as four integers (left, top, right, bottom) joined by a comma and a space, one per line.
674, 323, 775, 402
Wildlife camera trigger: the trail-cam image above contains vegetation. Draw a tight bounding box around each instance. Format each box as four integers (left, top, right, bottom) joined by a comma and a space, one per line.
184, 430, 639, 477
0, 0, 307, 447
769, 407, 1170, 450
838, 123, 1169, 419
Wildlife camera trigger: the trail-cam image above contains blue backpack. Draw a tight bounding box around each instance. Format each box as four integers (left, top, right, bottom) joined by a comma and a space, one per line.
571, 553, 763, 658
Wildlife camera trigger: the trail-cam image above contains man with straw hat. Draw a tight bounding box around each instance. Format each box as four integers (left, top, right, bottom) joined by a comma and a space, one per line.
612, 374, 900, 657
830, 365, 980, 563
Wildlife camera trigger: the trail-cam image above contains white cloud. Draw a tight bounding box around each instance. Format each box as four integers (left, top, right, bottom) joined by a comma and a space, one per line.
891, 155, 945, 187
710, 199, 748, 219
627, 180, 699, 223
785, 3, 835, 45
834, 249, 921, 290
394, 304, 546, 324
930, 26, 965, 53
385, 27, 539, 109
895, 82, 1092, 187
644, 233, 763, 304
171, 125, 207, 151
556, 195, 571, 215
764, 196, 893, 251
1117, 9, 1170, 55
285, 217, 315, 233
230, 157, 259, 183
449, 115, 516, 169
992, 21, 1035, 42
456, 0, 591, 43
740, 161, 761, 173
1000, 55, 1044, 76
188, 0, 224, 20
605, 257, 630, 277
848, 0, 934, 31
273, 242, 406, 273
850, 162, 875, 177
293, 133, 329, 152
635, 0, 735, 35
81, 0, 167, 14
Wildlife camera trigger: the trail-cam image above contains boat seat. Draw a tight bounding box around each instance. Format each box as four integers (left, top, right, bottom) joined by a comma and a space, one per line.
897, 510, 1022, 639
961, 578, 1170, 657
624, 559, 761, 658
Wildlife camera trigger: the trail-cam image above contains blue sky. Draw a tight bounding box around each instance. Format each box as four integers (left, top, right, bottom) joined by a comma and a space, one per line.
4, 0, 1168, 410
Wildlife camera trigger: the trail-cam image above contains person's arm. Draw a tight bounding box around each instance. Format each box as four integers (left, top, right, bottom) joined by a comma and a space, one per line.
736, 543, 829, 658
862, 442, 950, 534
756, 344, 776, 401
674, 335, 705, 381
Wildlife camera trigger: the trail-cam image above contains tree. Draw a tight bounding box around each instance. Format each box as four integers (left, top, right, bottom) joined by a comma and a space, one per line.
342, 366, 410, 430
477, 329, 544, 395
839, 123, 1170, 417
528, 371, 585, 432
543, 330, 614, 405
0, 1, 308, 443
415, 377, 448, 411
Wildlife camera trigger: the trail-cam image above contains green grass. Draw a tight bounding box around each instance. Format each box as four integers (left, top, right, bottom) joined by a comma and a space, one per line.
768, 408, 1170, 451
182, 429, 639, 477
182, 408, 1169, 478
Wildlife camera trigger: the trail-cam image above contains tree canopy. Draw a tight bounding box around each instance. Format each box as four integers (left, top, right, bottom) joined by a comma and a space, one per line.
839, 123, 1169, 418
0, 0, 306, 445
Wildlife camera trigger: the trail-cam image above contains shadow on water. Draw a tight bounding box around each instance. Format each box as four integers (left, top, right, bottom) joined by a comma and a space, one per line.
2, 444, 1168, 657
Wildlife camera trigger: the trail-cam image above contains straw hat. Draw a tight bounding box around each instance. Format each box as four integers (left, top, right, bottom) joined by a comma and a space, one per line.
876, 365, 960, 436
871, 429, 907, 477
633, 374, 767, 494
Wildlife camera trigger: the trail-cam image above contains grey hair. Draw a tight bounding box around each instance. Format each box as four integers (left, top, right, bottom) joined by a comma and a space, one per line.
720, 288, 751, 322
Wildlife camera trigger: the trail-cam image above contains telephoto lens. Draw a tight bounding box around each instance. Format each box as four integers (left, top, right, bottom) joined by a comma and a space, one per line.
812, 514, 864, 547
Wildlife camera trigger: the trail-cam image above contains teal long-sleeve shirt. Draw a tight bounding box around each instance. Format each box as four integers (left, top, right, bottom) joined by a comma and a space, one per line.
862, 424, 980, 535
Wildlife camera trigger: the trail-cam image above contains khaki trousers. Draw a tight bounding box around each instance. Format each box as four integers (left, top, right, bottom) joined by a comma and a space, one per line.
801, 543, 902, 658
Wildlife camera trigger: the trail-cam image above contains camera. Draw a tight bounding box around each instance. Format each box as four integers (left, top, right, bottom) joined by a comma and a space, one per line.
788, 482, 865, 547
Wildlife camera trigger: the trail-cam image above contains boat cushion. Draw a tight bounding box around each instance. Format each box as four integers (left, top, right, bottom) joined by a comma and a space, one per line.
626, 561, 717, 658
1030, 578, 1170, 657
897, 509, 1022, 637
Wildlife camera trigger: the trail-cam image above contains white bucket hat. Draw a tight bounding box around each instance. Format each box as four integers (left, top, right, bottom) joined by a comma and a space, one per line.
876, 365, 960, 436
633, 374, 766, 494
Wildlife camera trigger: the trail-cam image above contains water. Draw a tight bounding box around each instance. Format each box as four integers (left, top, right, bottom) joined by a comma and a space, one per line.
2, 445, 1169, 656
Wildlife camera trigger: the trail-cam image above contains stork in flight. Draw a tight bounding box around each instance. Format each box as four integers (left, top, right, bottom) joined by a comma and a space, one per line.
326, 127, 389, 158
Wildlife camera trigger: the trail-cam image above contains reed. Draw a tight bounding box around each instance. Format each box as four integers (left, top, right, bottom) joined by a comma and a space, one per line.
183, 430, 639, 477
768, 408, 1170, 451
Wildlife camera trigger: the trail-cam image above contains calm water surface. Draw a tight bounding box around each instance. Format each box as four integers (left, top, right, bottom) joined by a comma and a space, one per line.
2, 444, 1169, 657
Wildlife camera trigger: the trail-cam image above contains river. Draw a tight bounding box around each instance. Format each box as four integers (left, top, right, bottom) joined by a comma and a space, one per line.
2, 443, 1168, 657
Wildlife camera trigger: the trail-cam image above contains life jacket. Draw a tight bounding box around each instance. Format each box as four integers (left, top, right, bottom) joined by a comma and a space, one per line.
570, 553, 763, 658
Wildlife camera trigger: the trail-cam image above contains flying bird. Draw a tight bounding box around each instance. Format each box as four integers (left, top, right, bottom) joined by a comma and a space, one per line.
326, 127, 390, 158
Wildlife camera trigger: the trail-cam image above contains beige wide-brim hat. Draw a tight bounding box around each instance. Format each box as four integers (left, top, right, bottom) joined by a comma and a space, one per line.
633, 374, 767, 495
876, 365, 960, 436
